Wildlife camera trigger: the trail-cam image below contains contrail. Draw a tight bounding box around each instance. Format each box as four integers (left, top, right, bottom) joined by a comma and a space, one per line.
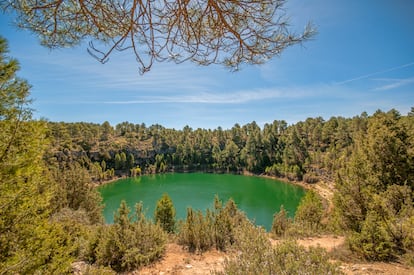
336, 61, 414, 85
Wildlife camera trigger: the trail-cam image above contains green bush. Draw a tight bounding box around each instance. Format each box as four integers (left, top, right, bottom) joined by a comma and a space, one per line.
348, 210, 395, 261
294, 190, 324, 233
337, 184, 414, 261
178, 196, 247, 253
91, 201, 167, 272
218, 221, 342, 274
271, 205, 292, 238
213, 197, 237, 250
178, 207, 214, 252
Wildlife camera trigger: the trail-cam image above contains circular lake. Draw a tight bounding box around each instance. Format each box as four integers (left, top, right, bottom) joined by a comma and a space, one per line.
98, 173, 306, 231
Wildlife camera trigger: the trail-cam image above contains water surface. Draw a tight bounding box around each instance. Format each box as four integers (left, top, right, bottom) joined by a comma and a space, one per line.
99, 173, 305, 231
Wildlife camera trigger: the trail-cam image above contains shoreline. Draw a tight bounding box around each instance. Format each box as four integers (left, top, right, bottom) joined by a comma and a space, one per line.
93, 171, 335, 207
93, 171, 325, 193
92, 176, 125, 187
258, 174, 314, 190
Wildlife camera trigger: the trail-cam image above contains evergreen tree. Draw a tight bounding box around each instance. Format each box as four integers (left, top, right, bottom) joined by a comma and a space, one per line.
334, 110, 414, 260
0, 36, 74, 273
114, 153, 122, 170
294, 190, 324, 232
120, 152, 127, 169
154, 193, 176, 233
52, 162, 104, 224
101, 121, 113, 141
101, 159, 107, 172
126, 153, 135, 170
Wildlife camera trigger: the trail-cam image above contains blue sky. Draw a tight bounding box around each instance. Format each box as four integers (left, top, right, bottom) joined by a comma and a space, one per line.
1, 0, 413, 129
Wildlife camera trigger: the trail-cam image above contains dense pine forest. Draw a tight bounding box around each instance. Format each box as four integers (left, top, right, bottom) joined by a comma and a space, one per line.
47, 107, 413, 186
1, 35, 414, 274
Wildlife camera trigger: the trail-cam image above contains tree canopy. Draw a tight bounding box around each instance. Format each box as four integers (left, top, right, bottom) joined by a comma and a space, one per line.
1, 0, 315, 73
0, 36, 75, 273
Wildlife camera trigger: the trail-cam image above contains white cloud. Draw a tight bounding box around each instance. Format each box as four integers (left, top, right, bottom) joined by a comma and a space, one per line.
336, 62, 414, 85
104, 89, 284, 104
103, 83, 349, 105
372, 77, 414, 91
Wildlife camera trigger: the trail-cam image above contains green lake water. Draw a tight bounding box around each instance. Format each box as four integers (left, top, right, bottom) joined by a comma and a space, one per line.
98, 173, 306, 231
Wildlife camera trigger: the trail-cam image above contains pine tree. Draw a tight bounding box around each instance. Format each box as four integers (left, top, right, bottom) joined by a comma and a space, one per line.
154, 193, 176, 233
52, 162, 104, 224
334, 109, 414, 260
3, 1, 315, 74
115, 153, 122, 170
0, 36, 74, 273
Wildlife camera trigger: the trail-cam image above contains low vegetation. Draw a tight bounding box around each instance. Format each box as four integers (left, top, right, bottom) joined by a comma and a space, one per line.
270, 190, 325, 238
219, 233, 341, 274
90, 201, 167, 272
1, 36, 413, 273
178, 196, 246, 253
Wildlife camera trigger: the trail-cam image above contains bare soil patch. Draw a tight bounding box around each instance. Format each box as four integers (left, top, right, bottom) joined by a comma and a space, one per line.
137, 243, 226, 275
296, 235, 345, 252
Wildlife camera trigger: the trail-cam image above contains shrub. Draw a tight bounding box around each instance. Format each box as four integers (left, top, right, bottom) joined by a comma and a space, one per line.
178, 196, 247, 253
178, 207, 214, 252
294, 190, 324, 233
348, 210, 395, 261
72, 263, 116, 275
213, 197, 236, 250
341, 185, 414, 261
271, 205, 292, 238
92, 201, 167, 272
303, 173, 319, 183
271, 241, 342, 275
218, 222, 342, 274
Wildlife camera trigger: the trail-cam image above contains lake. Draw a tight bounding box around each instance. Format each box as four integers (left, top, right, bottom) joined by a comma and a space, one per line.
98, 173, 306, 231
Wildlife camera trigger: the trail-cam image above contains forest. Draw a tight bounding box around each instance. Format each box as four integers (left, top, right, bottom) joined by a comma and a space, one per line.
1, 35, 414, 274
47, 106, 413, 186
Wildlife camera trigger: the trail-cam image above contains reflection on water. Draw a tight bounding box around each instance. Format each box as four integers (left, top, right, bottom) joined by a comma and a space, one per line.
98, 173, 305, 231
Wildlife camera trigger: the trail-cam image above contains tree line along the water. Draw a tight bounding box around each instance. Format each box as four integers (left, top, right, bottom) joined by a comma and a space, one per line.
47, 106, 414, 185
1, 35, 414, 273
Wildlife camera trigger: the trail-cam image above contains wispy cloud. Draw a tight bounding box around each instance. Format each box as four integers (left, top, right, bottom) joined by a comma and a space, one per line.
336, 62, 414, 85
104, 89, 285, 104
103, 84, 348, 105
372, 77, 414, 91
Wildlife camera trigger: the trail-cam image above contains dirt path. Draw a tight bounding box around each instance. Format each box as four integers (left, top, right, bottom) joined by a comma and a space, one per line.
296, 235, 345, 251
138, 243, 226, 275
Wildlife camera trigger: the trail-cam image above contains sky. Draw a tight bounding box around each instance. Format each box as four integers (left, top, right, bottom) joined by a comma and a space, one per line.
1, 0, 413, 130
